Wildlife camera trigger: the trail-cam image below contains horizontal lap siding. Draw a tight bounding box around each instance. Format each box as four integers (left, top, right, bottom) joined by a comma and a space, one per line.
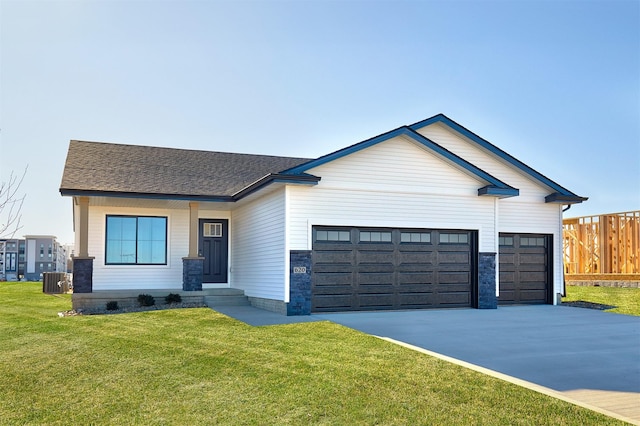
316, 136, 481, 196
88, 205, 188, 290
232, 189, 286, 300
417, 123, 551, 201
418, 123, 565, 299
288, 137, 496, 252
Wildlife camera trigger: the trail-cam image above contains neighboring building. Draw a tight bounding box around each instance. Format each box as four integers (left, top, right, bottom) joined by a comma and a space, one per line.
0, 238, 25, 281
23, 236, 68, 281
59, 114, 587, 314
1, 236, 67, 281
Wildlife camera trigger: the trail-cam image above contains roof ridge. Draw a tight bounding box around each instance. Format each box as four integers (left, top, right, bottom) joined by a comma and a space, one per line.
69, 140, 312, 161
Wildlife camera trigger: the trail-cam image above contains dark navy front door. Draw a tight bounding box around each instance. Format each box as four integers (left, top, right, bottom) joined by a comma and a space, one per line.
199, 219, 228, 283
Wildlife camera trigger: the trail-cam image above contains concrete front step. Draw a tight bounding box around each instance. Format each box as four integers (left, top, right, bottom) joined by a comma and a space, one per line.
204, 289, 250, 307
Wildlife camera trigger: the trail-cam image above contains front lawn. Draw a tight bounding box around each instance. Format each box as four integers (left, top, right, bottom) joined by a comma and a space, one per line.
563, 285, 640, 316
0, 282, 626, 425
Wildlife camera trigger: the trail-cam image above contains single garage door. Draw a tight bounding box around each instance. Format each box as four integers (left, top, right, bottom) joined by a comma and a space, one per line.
499, 233, 552, 304
312, 226, 476, 312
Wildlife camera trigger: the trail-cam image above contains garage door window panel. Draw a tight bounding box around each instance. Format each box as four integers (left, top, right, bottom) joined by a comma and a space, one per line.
316, 230, 351, 242
439, 233, 469, 244
401, 232, 432, 243
359, 231, 392, 243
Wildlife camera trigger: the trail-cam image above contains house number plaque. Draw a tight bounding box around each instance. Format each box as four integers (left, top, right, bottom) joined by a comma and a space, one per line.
293, 266, 307, 274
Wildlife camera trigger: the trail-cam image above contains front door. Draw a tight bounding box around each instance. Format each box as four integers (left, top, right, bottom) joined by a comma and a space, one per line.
199, 219, 228, 283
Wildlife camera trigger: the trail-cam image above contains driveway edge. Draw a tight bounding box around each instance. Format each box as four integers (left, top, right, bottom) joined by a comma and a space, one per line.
377, 336, 639, 426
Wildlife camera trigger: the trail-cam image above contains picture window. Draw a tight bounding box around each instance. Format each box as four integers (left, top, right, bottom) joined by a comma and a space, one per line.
105, 215, 167, 265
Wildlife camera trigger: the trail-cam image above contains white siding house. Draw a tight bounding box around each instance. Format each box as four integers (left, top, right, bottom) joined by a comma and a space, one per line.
60, 114, 586, 314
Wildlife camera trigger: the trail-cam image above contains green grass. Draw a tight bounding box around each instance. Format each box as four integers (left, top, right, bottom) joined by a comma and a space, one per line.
0, 282, 627, 425
563, 285, 640, 316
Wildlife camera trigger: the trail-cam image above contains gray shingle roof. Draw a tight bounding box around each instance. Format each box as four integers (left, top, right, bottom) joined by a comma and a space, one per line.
60, 140, 312, 198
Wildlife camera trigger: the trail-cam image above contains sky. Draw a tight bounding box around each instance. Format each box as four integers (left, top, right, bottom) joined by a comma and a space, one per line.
1, 0, 638, 245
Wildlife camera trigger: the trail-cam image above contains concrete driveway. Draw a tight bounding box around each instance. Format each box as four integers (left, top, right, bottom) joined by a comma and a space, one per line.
318, 305, 640, 423
214, 305, 640, 423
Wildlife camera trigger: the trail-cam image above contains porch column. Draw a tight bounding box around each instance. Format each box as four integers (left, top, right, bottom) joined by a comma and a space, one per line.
78, 196, 89, 257
73, 196, 94, 293
182, 201, 204, 291
188, 202, 199, 258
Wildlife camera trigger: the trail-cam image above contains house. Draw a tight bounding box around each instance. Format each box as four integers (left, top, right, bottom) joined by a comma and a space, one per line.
59, 114, 586, 314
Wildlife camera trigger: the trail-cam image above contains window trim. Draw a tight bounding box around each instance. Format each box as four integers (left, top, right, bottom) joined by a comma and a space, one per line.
105, 215, 168, 265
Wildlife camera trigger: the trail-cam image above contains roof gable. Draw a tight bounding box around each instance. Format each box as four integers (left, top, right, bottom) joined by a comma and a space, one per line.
282, 126, 518, 198
409, 114, 587, 203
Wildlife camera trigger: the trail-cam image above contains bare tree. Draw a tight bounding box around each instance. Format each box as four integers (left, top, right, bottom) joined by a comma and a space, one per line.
0, 167, 27, 239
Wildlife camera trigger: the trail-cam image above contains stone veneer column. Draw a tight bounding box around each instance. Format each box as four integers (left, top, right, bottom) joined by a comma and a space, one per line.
72, 257, 94, 293
478, 252, 497, 309
182, 257, 204, 291
287, 250, 312, 315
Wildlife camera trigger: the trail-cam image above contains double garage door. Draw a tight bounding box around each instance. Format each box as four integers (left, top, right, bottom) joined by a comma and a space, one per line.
312, 226, 476, 313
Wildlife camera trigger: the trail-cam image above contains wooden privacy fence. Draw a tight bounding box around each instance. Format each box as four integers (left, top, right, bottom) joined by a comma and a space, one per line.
563, 210, 639, 275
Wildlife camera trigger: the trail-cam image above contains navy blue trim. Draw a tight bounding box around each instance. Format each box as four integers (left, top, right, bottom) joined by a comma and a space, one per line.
478, 185, 519, 198
231, 173, 320, 199
280, 126, 518, 197
59, 173, 320, 203
281, 127, 409, 175
409, 114, 586, 203
60, 189, 234, 202
545, 193, 588, 204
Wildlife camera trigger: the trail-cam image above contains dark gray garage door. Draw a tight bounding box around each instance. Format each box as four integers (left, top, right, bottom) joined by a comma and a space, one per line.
499, 233, 552, 304
312, 227, 476, 312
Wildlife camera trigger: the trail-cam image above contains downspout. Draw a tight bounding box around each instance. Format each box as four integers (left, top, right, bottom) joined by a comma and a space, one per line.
560, 204, 570, 297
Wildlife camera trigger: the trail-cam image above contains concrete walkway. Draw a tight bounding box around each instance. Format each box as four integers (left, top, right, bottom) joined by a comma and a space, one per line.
213, 305, 640, 424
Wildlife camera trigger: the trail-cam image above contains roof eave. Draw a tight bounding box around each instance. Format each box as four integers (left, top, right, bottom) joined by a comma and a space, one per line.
59, 188, 234, 203
545, 193, 589, 204
478, 185, 520, 198
232, 173, 320, 200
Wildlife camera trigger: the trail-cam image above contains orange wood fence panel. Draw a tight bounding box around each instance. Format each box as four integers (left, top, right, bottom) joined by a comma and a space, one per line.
563, 210, 639, 274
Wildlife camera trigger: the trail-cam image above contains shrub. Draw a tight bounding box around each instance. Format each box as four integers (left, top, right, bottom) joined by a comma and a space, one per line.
165, 293, 182, 304
106, 301, 119, 311
137, 294, 155, 307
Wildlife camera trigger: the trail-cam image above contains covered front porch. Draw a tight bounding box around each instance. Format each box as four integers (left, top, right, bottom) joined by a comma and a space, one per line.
72, 198, 220, 296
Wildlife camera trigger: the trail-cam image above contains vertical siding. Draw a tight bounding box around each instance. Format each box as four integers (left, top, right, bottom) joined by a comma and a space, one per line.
232, 188, 286, 300
88, 205, 188, 290
289, 136, 496, 252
